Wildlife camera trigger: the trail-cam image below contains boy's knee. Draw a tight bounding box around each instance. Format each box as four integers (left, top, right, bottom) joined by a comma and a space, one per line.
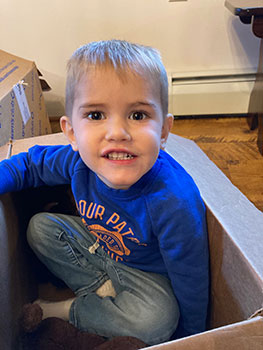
27, 212, 55, 248
131, 302, 179, 345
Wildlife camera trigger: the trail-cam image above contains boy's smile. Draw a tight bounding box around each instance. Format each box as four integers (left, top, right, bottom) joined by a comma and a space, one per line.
61, 66, 172, 190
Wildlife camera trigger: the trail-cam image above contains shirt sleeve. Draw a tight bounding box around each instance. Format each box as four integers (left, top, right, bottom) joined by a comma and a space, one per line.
154, 189, 209, 338
0, 144, 78, 195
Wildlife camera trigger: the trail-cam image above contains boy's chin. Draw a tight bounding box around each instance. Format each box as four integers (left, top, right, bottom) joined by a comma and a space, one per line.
105, 182, 133, 190
99, 176, 135, 190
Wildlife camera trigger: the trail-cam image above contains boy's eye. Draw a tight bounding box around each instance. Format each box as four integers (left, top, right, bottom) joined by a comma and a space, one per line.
129, 112, 147, 121
85, 111, 104, 120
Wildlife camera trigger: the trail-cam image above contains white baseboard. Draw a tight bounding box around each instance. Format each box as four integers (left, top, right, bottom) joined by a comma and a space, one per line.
168, 70, 256, 116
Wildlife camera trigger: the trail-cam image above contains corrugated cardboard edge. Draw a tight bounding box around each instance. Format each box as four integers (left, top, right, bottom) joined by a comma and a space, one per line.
143, 316, 263, 349
249, 308, 263, 319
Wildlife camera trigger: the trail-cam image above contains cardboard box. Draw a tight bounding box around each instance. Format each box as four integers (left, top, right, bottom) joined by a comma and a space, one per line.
0, 133, 263, 349
0, 49, 51, 147
145, 316, 263, 349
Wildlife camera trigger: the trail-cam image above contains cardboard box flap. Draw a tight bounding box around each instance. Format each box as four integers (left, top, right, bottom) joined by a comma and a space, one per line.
0, 49, 34, 99
166, 134, 263, 279
144, 316, 263, 349
0, 133, 68, 161
0, 49, 51, 147
37, 68, 51, 91
166, 134, 263, 326
0, 50, 51, 98
39, 77, 51, 91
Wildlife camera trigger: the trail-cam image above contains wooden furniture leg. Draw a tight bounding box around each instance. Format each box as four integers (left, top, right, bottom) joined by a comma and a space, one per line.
247, 113, 258, 130
225, 1, 263, 154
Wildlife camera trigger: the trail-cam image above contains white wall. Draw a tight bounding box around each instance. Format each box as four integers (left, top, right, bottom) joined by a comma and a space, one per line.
0, 0, 260, 116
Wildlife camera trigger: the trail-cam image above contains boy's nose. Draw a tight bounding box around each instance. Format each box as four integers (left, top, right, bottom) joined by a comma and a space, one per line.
105, 117, 131, 142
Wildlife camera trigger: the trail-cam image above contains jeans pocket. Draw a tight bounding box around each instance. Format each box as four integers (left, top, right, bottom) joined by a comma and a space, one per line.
58, 231, 90, 269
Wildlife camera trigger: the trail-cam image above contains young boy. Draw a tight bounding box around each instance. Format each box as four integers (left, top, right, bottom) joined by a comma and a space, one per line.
0, 40, 209, 345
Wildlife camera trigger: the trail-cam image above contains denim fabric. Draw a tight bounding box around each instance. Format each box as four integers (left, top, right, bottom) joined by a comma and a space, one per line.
27, 213, 179, 345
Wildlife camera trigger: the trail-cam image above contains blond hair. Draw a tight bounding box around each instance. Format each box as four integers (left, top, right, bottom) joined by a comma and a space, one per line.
65, 39, 168, 118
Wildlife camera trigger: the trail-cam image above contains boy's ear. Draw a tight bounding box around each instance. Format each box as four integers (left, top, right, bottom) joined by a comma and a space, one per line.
60, 116, 78, 151
161, 113, 173, 150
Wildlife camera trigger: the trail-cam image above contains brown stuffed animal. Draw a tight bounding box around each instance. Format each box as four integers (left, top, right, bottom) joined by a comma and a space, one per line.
20, 303, 148, 350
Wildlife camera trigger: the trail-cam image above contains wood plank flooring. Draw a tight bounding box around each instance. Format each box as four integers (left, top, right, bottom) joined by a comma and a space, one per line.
50, 116, 263, 212
171, 117, 263, 212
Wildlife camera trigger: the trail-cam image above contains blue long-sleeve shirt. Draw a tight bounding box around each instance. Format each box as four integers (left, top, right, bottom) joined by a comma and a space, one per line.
0, 145, 209, 338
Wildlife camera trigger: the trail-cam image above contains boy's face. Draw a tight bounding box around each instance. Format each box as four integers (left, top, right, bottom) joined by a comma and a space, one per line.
61, 66, 173, 190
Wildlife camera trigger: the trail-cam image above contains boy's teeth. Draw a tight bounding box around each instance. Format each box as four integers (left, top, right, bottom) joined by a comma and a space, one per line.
107, 152, 134, 160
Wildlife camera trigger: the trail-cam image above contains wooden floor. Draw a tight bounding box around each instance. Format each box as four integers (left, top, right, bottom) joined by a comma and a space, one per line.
51, 116, 263, 212
171, 117, 263, 212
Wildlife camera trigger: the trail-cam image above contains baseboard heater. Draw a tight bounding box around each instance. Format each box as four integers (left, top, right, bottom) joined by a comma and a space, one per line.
169, 70, 257, 117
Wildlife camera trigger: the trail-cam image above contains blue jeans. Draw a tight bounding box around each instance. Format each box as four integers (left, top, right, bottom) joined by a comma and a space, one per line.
27, 213, 179, 345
